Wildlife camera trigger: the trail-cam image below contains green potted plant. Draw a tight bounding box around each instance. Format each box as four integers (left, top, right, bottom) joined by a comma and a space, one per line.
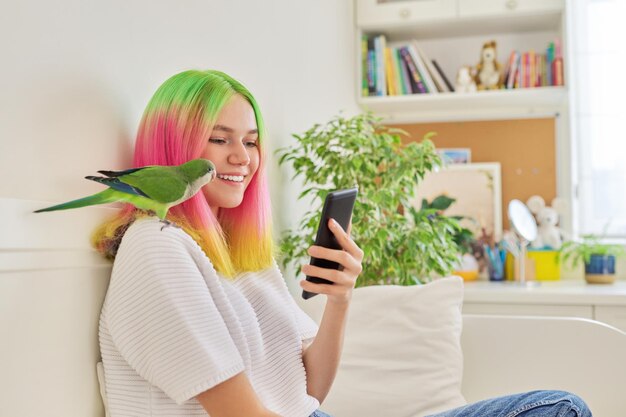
558, 234, 626, 284
276, 112, 462, 287
420, 194, 481, 280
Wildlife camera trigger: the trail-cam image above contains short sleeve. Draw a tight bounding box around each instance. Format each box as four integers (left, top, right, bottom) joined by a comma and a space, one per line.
272, 261, 319, 344
105, 220, 245, 404
292, 301, 319, 345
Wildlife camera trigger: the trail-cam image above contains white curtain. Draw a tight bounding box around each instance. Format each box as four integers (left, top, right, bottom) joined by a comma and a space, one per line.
571, 0, 626, 237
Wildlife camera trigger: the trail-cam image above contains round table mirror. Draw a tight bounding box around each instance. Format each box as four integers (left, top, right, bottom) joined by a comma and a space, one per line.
508, 199, 538, 284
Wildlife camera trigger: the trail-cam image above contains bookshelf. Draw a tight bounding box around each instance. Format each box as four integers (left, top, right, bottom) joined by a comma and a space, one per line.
355, 0, 569, 121
353, 0, 575, 238
360, 86, 567, 122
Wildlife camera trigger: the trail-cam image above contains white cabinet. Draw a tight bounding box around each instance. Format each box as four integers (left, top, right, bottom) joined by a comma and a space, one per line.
462, 302, 594, 319
595, 306, 626, 333
458, 0, 564, 18
356, 0, 457, 28
463, 281, 626, 332
354, 0, 568, 122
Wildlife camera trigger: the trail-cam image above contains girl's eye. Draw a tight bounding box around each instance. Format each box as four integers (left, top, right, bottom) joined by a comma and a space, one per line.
245, 141, 258, 148
209, 138, 226, 144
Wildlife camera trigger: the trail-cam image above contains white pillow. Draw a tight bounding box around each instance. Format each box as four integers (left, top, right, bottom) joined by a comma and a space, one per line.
300, 276, 466, 417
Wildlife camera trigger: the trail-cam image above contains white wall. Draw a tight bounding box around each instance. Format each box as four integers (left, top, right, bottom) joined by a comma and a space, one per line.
1, 0, 358, 288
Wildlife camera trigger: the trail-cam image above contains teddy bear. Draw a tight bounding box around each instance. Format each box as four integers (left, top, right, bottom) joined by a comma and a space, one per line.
455, 66, 477, 93
475, 40, 502, 90
526, 195, 567, 250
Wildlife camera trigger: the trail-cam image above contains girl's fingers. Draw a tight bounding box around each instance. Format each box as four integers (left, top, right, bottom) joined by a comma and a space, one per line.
307, 245, 360, 272
328, 218, 364, 261
301, 264, 351, 285
299, 278, 351, 300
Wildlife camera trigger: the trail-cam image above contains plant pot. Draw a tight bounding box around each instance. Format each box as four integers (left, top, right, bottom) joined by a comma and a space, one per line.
453, 253, 479, 281
584, 254, 616, 284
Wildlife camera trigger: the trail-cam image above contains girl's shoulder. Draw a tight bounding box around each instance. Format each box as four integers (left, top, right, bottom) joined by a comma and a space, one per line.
117, 217, 203, 258
110, 217, 223, 284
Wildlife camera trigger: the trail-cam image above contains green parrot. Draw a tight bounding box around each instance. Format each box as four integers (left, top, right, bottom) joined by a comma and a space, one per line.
34, 158, 216, 228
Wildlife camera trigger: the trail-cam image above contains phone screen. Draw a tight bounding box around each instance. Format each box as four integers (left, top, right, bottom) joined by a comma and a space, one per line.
302, 188, 358, 299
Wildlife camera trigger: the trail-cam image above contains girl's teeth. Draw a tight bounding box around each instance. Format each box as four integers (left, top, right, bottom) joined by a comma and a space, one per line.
219, 175, 243, 182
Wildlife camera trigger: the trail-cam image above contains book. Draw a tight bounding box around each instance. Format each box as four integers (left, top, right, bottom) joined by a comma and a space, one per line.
503, 51, 515, 89
537, 54, 544, 87
541, 55, 549, 87
398, 49, 414, 94
384, 46, 397, 96
431, 60, 454, 92
501, 52, 512, 88
553, 39, 564, 86
366, 37, 377, 95
505, 51, 519, 89
413, 41, 448, 92
399, 46, 426, 93
374, 35, 387, 96
527, 49, 537, 88
514, 53, 521, 88
553, 57, 564, 86
361, 34, 369, 96
407, 41, 437, 93
546, 42, 554, 86
393, 47, 408, 95
520, 52, 529, 88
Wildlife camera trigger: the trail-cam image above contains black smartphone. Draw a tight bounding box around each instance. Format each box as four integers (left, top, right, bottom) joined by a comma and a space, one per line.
302, 188, 358, 300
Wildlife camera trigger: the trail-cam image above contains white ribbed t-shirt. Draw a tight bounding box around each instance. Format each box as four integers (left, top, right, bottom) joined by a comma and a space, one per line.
99, 218, 320, 417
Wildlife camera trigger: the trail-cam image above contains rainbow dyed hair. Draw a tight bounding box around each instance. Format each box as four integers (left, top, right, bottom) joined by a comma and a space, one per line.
92, 70, 274, 277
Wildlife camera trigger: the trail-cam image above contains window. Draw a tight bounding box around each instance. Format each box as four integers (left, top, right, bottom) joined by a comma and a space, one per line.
572, 0, 626, 238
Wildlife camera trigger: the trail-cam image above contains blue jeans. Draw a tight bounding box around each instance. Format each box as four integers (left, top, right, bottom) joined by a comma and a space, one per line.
426, 390, 592, 417
309, 410, 333, 417
310, 390, 591, 417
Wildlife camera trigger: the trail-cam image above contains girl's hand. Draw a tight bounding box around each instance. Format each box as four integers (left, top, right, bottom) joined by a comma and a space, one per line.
300, 218, 364, 305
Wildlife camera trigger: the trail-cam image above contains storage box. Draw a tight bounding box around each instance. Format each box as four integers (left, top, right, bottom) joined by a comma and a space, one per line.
505, 250, 560, 281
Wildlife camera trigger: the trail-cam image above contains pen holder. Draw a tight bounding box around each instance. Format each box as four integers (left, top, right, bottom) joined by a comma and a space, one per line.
488, 262, 504, 281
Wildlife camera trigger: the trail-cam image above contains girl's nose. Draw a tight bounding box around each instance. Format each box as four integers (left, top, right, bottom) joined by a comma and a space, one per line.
228, 143, 250, 166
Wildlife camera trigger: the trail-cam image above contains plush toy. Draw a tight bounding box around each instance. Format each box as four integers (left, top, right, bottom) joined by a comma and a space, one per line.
526, 195, 567, 250
455, 66, 477, 93
475, 40, 502, 90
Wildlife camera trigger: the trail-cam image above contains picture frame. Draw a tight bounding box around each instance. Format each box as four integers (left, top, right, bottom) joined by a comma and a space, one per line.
413, 162, 502, 241
437, 148, 472, 164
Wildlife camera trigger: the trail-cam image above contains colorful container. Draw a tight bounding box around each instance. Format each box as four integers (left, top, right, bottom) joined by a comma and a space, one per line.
505, 250, 561, 281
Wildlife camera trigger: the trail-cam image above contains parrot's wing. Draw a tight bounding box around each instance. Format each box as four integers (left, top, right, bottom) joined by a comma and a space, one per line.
97, 167, 147, 178
85, 176, 150, 198
120, 167, 187, 203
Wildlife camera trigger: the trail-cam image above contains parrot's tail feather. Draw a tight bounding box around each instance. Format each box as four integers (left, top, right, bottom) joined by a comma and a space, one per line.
33, 189, 118, 213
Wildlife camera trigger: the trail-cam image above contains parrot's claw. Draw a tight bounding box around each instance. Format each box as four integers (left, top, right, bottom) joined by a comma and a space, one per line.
159, 219, 181, 231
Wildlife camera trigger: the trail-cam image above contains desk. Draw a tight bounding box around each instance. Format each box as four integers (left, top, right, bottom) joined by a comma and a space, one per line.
463, 280, 626, 332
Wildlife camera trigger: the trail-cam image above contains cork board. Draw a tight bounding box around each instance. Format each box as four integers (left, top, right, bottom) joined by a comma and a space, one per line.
392, 118, 556, 230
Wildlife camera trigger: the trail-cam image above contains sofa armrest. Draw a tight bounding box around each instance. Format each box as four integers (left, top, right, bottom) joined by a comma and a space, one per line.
461, 314, 626, 417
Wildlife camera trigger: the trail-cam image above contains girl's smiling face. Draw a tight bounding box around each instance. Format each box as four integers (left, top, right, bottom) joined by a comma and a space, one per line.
201, 94, 260, 216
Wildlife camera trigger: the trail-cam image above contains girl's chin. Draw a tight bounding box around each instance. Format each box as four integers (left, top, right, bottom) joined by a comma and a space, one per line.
204, 196, 245, 210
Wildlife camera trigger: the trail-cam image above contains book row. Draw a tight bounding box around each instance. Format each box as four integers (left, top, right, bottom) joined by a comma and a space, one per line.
502, 42, 565, 89
362, 35, 454, 96
362, 34, 565, 97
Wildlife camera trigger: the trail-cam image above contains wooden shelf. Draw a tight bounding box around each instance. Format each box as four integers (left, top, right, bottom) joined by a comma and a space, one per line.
360, 11, 562, 41
358, 86, 567, 122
